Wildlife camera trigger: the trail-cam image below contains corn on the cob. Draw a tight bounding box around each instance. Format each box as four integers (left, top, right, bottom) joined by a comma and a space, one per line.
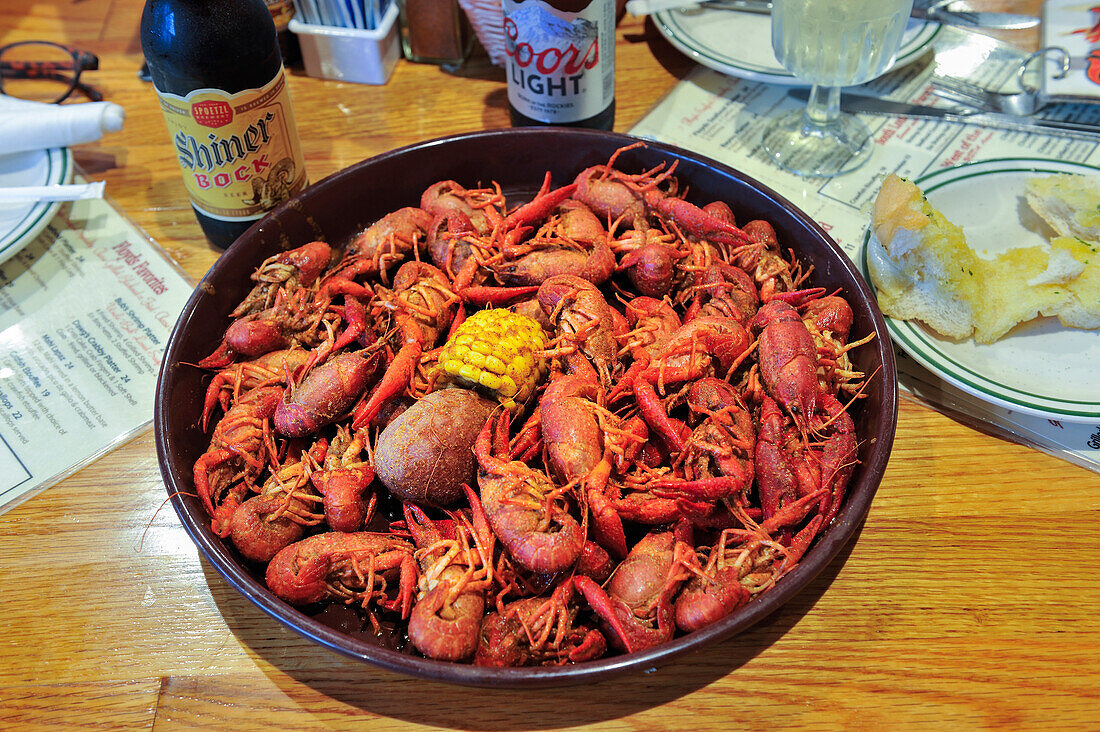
435, 309, 548, 411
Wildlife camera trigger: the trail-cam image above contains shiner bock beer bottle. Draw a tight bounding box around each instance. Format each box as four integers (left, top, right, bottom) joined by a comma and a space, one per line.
502, 0, 616, 130
141, 0, 308, 249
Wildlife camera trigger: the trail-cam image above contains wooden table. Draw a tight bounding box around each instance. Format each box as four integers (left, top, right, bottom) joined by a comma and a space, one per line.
2, 1, 1098, 729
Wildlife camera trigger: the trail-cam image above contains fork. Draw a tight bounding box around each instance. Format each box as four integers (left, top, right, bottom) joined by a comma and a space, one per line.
929, 75, 1039, 116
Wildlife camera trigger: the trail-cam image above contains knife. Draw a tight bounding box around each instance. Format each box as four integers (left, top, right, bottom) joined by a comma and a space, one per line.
911, 0, 1038, 30
787, 89, 1100, 139
626, 0, 1040, 31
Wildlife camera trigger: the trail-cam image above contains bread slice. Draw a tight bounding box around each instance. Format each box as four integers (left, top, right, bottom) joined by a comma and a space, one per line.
868, 174, 980, 340
1047, 235, 1100, 329
1025, 174, 1100, 241
976, 244, 1073, 342
868, 173, 1100, 344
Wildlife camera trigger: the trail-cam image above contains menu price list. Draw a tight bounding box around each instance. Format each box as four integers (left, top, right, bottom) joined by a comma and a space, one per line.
0, 196, 193, 514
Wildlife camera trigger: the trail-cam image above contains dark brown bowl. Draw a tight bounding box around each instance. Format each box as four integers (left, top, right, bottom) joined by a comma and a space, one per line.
154, 128, 898, 687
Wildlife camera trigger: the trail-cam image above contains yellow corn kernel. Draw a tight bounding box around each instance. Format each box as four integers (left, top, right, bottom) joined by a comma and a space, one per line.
478, 371, 503, 391
458, 364, 481, 382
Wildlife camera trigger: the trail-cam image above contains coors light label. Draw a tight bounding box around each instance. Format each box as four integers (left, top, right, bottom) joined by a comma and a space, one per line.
502, 0, 615, 124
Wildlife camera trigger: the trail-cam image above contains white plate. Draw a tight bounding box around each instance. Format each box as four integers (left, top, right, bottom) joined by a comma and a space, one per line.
0, 147, 74, 267
653, 9, 941, 86
860, 157, 1100, 423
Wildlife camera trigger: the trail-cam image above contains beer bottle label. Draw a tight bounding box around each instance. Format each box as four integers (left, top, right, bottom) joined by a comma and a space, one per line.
153, 71, 307, 223
502, 0, 615, 124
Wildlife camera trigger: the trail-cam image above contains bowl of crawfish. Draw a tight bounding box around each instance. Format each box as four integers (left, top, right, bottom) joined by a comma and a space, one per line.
155, 128, 898, 687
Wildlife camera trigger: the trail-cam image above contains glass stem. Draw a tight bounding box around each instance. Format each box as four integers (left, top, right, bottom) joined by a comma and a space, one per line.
804, 84, 842, 128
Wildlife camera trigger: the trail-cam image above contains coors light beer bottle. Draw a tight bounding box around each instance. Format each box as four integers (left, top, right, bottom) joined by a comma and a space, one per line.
503, 0, 616, 130
141, 0, 308, 249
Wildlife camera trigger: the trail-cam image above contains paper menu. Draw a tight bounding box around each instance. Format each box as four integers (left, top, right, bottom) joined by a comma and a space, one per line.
0, 190, 194, 515
630, 32, 1100, 253
628, 25, 1100, 472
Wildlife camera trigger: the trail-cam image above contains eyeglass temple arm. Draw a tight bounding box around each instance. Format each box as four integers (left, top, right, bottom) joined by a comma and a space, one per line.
0, 69, 103, 102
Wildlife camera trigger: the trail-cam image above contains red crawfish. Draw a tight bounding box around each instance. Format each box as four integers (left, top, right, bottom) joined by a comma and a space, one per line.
231, 240, 333, 319
275, 347, 382, 438
674, 524, 786, 633
800, 294, 873, 398
311, 425, 377, 532
613, 225, 686, 299
750, 299, 820, 433
645, 377, 756, 508
421, 179, 505, 238
572, 141, 752, 249
403, 489, 494, 662
486, 198, 616, 289
539, 373, 646, 559
204, 286, 330, 367
574, 531, 698, 654
474, 411, 585, 575
756, 392, 857, 530
730, 219, 803, 302
229, 439, 328, 563
422, 180, 508, 304
683, 257, 760, 326
629, 315, 752, 454
193, 384, 282, 537
608, 295, 682, 405
476, 579, 606, 667
201, 348, 312, 431
198, 241, 333, 369
326, 206, 434, 287
265, 532, 418, 628
538, 274, 620, 390
429, 206, 544, 308
351, 261, 459, 430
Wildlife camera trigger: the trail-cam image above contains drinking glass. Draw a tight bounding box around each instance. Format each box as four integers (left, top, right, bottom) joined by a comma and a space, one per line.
761, 0, 914, 177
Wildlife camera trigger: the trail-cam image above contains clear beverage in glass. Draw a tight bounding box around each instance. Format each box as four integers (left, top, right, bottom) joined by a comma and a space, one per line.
762, 0, 914, 177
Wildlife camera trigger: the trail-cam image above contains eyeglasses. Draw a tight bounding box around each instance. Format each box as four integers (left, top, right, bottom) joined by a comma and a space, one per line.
0, 41, 102, 104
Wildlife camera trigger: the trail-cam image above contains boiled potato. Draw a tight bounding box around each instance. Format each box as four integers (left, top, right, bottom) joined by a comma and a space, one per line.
374, 388, 497, 506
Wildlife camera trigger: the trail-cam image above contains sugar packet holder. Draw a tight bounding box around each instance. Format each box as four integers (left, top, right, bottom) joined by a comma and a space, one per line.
289, 1, 400, 84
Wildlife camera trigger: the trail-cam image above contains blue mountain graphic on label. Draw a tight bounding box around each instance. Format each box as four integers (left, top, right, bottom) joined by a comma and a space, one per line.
507, 3, 597, 49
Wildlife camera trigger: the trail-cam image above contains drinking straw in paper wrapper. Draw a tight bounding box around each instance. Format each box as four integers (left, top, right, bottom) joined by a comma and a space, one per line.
457, 0, 507, 66
0, 99, 125, 156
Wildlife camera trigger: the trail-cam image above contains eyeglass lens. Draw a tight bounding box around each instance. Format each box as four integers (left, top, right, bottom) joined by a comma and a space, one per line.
0, 42, 80, 104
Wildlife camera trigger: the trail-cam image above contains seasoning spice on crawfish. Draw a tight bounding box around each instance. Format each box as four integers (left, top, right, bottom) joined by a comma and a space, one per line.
191, 143, 872, 665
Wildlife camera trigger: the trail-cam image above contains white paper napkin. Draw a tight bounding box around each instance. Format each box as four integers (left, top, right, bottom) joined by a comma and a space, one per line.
0, 96, 125, 156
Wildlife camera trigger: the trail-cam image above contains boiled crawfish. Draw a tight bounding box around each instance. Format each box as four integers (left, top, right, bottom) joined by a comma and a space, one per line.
193, 385, 282, 537
403, 490, 494, 661
227, 437, 328, 562
265, 531, 418, 626
476, 579, 606, 667
574, 531, 697, 654
351, 261, 458, 429
474, 411, 585, 575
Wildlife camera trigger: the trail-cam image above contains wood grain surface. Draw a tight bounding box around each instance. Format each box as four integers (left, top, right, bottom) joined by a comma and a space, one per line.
1, 1, 1098, 729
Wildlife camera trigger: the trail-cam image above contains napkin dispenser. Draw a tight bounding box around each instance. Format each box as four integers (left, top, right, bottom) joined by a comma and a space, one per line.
289, 2, 400, 85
